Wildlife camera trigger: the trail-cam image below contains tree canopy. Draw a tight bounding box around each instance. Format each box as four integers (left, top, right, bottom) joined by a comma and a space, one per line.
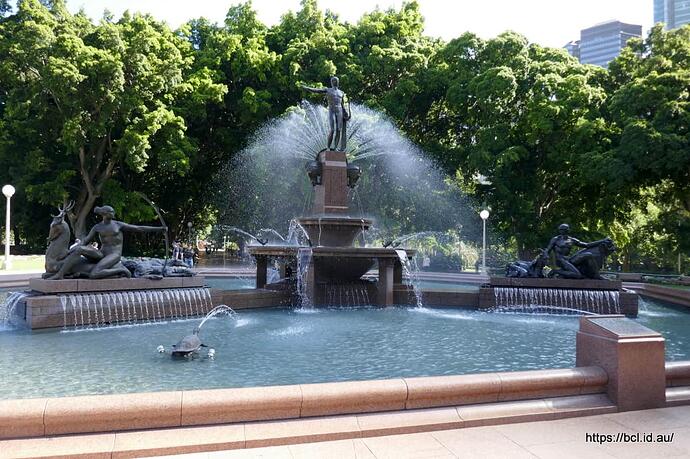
0, 0, 688, 272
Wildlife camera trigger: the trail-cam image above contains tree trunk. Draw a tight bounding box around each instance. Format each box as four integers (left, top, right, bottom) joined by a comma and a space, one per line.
622, 247, 631, 272
71, 194, 97, 240
70, 143, 116, 239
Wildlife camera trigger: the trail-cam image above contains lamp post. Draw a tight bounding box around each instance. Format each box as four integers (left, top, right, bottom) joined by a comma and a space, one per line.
187, 221, 193, 246
2, 185, 16, 270
479, 209, 490, 274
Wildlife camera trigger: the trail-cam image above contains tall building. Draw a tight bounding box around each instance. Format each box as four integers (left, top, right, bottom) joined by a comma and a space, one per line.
578, 21, 642, 68
564, 40, 581, 60
654, 0, 690, 29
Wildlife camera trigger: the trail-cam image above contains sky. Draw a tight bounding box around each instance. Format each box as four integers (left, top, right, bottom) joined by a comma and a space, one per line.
61, 0, 653, 48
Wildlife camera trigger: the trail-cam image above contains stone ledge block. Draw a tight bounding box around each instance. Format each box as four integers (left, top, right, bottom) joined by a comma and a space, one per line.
44, 391, 183, 435
405, 373, 501, 409
300, 379, 407, 417
0, 398, 47, 439
181, 385, 302, 426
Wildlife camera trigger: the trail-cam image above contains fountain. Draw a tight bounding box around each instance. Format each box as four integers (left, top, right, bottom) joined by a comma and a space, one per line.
248, 148, 415, 306
481, 224, 639, 316
7, 201, 221, 329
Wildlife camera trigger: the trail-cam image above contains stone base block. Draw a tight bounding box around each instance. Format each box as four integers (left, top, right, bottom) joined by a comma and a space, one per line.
489, 277, 622, 290
576, 315, 666, 411
29, 276, 205, 294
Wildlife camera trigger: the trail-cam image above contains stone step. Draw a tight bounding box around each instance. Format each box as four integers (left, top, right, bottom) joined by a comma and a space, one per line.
0, 394, 616, 458
666, 387, 690, 407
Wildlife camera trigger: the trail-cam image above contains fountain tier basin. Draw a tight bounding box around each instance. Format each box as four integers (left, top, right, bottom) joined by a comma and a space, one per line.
296, 216, 373, 247
248, 246, 413, 282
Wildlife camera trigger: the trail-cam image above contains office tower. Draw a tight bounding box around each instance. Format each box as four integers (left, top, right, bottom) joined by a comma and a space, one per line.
654, 0, 690, 29
578, 21, 642, 68
564, 40, 581, 60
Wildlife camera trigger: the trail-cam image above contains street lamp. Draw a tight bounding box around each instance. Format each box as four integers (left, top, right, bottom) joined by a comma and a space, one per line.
2, 184, 16, 270
187, 221, 193, 246
479, 209, 490, 274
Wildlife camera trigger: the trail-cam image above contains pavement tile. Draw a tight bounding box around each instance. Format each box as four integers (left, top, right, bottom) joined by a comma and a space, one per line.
357, 407, 462, 437
113, 424, 244, 458
604, 406, 690, 431
206, 445, 293, 458
493, 415, 632, 447
0, 433, 115, 459
244, 415, 360, 448
526, 440, 616, 459
289, 438, 376, 459
362, 431, 456, 459
601, 438, 687, 458
432, 427, 536, 458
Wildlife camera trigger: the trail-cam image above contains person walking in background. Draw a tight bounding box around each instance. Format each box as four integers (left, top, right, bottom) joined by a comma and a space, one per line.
172, 241, 182, 261
183, 245, 194, 268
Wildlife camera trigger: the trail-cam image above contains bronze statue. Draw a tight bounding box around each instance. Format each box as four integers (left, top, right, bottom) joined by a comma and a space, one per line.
504, 224, 616, 280
44, 205, 167, 280
302, 76, 350, 151
506, 249, 548, 278
44, 201, 74, 277
545, 224, 615, 280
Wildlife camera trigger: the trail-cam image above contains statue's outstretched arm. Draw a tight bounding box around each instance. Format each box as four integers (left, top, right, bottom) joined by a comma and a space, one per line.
80, 227, 98, 246
119, 222, 167, 233
545, 236, 557, 253
572, 237, 605, 248
301, 85, 327, 94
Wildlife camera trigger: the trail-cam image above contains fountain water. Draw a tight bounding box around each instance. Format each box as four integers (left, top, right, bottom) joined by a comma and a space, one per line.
0, 292, 30, 328
217, 102, 479, 251
296, 247, 313, 307
492, 287, 621, 315
229, 100, 488, 306
396, 249, 423, 308
55, 287, 214, 329
196, 305, 237, 332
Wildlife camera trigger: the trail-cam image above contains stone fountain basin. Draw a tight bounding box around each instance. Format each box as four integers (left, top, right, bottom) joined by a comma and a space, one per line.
247, 246, 415, 282
297, 216, 373, 247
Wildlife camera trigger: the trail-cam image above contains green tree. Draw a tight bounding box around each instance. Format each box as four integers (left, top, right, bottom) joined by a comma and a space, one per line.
0, 0, 226, 239
403, 32, 612, 256
604, 24, 690, 255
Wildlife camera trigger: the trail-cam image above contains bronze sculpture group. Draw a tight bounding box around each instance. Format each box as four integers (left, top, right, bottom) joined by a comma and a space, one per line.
506, 224, 616, 280
43, 202, 191, 280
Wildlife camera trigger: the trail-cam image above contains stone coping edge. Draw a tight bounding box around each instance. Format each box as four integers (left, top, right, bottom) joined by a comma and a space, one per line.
667, 361, 690, 387
0, 366, 608, 439
0, 394, 619, 458
28, 276, 206, 294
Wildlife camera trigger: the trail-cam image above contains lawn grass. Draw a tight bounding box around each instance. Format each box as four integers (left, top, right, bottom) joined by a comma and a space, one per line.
0, 255, 44, 272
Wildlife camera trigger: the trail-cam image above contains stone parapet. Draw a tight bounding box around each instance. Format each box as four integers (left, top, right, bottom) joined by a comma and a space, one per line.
489, 277, 622, 290
576, 315, 666, 411
29, 276, 205, 294
0, 366, 609, 440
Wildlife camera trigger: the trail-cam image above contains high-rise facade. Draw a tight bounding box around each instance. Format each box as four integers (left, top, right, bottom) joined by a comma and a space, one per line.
578, 21, 642, 68
564, 40, 581, 60
654, 0, 690, 29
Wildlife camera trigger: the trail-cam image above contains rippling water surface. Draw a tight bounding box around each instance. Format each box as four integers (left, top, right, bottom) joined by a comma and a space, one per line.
0, 298, 688, 400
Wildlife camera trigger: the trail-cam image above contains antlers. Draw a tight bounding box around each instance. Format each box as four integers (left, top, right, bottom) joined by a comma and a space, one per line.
52, 201, 75, 218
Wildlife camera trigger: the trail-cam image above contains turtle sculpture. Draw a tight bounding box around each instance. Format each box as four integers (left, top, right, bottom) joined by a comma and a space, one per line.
170, 327, 209, 358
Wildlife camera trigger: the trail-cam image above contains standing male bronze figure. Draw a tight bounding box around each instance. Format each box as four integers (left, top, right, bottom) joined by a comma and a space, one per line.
302, 76, 349, 151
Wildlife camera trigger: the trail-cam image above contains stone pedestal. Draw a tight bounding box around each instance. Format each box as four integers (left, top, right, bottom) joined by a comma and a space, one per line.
481, 277, 638, 317
313, 150, 349, 215
255, 256, 268, 289
576, 315, 666, 411
377, 258, 395, 306
17, 276, 218, 330
393, 261, 403, 285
